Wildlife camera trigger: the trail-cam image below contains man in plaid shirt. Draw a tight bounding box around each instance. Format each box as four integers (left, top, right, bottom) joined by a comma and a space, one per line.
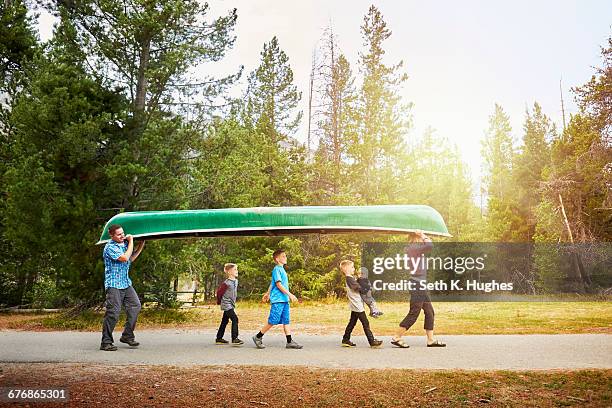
100, 224, 145, 351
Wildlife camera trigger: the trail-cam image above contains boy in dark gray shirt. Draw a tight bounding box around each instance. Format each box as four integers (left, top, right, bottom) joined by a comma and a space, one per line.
215, 263, 243, 345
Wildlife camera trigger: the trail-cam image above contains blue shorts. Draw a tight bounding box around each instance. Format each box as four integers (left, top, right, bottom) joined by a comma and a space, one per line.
268, 302, 290, 325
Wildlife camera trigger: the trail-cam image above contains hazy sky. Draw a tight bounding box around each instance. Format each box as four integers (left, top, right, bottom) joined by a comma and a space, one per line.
37, 1, 611, 189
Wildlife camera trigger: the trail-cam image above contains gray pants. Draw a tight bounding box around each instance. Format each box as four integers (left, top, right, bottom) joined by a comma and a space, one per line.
101, 286, 141, 345
360, 290, 381, 315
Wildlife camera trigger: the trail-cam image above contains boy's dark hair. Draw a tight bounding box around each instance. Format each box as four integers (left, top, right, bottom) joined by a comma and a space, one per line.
108, 224, 123, 236
272, 249, 285, 261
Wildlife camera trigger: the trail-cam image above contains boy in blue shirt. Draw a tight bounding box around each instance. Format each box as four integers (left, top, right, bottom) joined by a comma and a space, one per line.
252, 249, 303, 349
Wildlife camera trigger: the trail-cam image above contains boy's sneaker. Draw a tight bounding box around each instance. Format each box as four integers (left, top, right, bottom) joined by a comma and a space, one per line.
369, 313, 379, 318
286, 340, 303, 349
100, 343, 117, 351
252, 335, 265, 349
369, 339, 383, 348
215, 338, 229, 345
231, 338, 244, 346
376, 311, 384, 316
341, 339, 356, 347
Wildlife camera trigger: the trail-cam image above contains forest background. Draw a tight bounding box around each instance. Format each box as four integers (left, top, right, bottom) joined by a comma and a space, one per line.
1, 1, 609, 307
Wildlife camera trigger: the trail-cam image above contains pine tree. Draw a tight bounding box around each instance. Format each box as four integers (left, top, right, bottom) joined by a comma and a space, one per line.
0, 0, 40, 306
481, 104, 519, 241
3, 17, 129, 304
0, 0, 37, 95
513, 102, 554, 241
54, 0, 240, 210
537, 37, 611, 243
573, 37, 612, 137
310, 26, 357, 203
351, 5, 410, 204
244, 36, 307, 205
246, 36, 302, 144
0, 0, 38, 187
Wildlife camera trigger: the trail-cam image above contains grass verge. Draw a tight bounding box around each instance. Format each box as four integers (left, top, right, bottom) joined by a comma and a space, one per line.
1, 301, 610, 335
0, 363, 609, 407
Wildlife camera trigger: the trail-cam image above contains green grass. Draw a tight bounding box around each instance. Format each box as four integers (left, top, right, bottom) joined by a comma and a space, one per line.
33, 308, 203, 331
3, 300, 611, 334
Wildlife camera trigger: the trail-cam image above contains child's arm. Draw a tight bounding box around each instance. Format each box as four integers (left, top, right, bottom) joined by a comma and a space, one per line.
345, 276, 361, 291
262, 282, 272, 302
275, 281, 298, 302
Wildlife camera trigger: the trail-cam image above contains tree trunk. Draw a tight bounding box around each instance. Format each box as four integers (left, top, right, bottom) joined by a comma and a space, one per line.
135, 35, 151, 116
128, 33, 152, 207
559, 193, 590, 292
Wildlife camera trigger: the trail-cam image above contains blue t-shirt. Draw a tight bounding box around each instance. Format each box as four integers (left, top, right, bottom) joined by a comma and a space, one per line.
269, 265, 289, 303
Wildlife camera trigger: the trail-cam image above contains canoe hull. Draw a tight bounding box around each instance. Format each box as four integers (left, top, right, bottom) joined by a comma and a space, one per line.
96, 205, 451, 244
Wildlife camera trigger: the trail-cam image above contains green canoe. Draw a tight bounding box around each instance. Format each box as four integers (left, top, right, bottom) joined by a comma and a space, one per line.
96, 205, 451, 244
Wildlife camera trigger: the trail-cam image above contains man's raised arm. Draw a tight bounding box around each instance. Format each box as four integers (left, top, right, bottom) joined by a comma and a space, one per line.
117, 235, 134, 262
130, 241, 145, 262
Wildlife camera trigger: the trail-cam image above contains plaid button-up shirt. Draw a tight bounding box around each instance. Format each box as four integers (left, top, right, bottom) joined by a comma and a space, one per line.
103, 240, 132, 289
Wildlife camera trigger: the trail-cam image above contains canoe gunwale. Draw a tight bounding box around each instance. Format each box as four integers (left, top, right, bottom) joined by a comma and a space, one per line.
96, 225, 452, 245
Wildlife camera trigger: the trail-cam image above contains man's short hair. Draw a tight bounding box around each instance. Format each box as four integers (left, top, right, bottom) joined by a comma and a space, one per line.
272, 249, 285, 261
224, 263, 237, 274
108, 224, 123, 236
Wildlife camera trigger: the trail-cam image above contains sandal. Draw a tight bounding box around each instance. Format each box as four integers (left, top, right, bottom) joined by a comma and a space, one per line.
427, 340, 446, 347
390, 338, 410, 348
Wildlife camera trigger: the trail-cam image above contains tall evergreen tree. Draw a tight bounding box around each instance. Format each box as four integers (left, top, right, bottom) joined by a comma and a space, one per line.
0, 0, 37, 95
245, 36, 302, 143
0, 0, 40, 306
1, 1, 241, 306
573, 36, 612, 138
513, 102, 554, 241
244, 36, 307, 205
537, 37, 611, 243
310, 26, 357, 203
0, 0, 38, 191
53, 0, 240, 210
350, 5, 410, 204
481, 104, 519, 241
3, 16, 129, 304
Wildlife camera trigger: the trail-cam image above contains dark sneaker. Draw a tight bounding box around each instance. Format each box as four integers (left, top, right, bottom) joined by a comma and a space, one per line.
216, 338, 229, 345
369, 339, 383, 348
119, 337, 140, 347
231, 338, 244, 346
286, 340, 303, 349
252, 335, 265, 349
341, 339, 356, 347
376, 311, 384, 316
100, 343, 117, 351
369, 313, 379, 318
